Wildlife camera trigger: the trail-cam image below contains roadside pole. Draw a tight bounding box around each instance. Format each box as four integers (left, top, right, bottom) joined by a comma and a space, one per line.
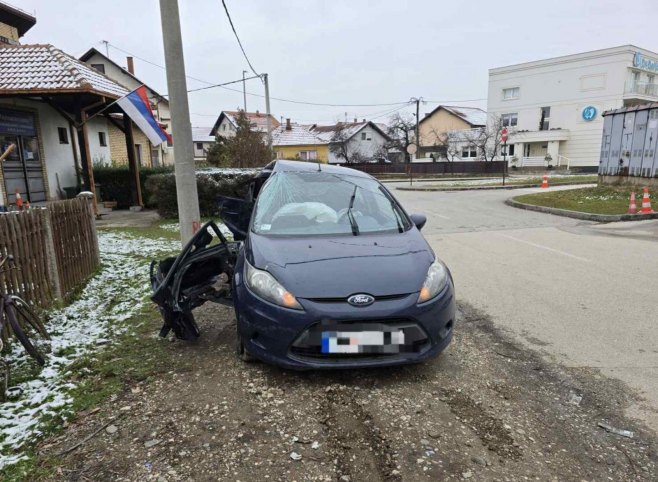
263, 73, 273, 151
501, 127, 509, 187
242, 70, 248, 112
159, 0, 200, 246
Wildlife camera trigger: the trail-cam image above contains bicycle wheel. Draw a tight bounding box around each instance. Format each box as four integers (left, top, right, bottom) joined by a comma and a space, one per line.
11, 296, 50, 340
5, 304, 46, 366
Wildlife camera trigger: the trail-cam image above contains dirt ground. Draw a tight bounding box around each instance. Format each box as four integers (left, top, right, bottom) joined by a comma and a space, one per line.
36, 302, 657, 481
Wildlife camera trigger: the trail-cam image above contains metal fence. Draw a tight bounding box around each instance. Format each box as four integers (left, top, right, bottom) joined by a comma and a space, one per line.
0, 198, 99, 309
347, 161, 507, 175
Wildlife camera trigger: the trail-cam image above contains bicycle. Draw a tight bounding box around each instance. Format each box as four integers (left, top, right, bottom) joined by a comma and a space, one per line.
0, 254, 50, 367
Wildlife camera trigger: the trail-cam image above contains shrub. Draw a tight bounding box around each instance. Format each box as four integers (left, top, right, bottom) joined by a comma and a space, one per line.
93, 165, 174, 209
145, 168, 259, 218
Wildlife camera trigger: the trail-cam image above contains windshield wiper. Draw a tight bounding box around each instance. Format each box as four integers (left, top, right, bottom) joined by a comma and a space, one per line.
390, 199, 404, 233
347, 185, 360, 236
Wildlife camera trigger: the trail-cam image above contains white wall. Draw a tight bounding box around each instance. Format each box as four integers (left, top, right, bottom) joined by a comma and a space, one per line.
193, 141, 212, 159
328, 125, 387, 164
86, 117, 111, 165
487, 46, 658, 166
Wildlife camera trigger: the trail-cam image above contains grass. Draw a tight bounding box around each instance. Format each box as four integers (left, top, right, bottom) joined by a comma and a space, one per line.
0, 228, 178, 482
513, 186, 635, 215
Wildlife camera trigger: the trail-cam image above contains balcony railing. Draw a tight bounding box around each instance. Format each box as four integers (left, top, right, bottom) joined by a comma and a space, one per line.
625, 81, 658, 97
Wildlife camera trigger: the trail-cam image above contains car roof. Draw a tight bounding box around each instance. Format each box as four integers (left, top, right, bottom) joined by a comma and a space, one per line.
267, 160, 373, 179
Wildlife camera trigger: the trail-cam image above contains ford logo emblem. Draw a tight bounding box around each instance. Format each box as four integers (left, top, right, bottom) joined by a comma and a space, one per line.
347, 294, 375, 307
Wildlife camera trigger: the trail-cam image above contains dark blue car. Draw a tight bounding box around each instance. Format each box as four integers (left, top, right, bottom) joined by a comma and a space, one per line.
151, 160, 455, 369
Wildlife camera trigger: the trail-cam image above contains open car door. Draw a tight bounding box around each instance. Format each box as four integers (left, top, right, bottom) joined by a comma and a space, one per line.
150, 221, 239, 340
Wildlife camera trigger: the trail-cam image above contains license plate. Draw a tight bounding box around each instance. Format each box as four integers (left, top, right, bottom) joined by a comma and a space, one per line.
321, 330, 405, 354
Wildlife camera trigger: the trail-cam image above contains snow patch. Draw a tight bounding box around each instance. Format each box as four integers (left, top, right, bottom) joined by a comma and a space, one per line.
0, 232, 178, 469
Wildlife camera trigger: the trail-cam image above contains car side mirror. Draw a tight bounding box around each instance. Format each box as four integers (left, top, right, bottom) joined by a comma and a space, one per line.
410, 213, 426, 231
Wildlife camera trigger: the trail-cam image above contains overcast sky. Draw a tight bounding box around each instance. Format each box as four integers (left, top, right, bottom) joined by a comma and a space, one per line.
17, 0, 658, 128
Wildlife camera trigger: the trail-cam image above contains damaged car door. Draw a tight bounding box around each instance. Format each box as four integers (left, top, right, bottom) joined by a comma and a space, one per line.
150, 221, 241, 340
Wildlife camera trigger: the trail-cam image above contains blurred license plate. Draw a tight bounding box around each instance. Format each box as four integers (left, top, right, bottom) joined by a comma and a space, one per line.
321, 330, 405, 354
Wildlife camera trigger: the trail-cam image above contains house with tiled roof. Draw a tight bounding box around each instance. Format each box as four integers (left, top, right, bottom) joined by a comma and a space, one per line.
79, 47, 172, 167
210, 110, 280, 138
309, 120, 390, 164
417, 105, 488, 160
271, 119, 329, 162
0, 1, 146, 210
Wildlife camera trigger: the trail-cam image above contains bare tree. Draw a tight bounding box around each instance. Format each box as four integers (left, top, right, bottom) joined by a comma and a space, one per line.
461, 115, 505, 162
427, 128, 461, 162
329, 123, 365, 163
385, 113, 416, 163
207, 110, 273, 168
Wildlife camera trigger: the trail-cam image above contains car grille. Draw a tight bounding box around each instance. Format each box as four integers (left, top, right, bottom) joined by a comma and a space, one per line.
289, 319, 430, 359
305, 293, 410, 303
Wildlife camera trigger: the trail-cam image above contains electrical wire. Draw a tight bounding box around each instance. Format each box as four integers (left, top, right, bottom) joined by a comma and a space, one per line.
105, 42, 411, 108
220, 0, 260, 77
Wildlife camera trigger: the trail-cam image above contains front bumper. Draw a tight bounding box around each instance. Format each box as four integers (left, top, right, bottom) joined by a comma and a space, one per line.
233, 275, 455, 370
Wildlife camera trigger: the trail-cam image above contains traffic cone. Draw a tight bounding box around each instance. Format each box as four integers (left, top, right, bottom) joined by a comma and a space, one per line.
627, 192, 638, 214
541, 172, 549, 189
15, 190, 23, 210
639, 187, 653, 214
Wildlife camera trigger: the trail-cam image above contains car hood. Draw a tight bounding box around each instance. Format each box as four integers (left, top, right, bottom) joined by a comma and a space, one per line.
247, 230, 434, 298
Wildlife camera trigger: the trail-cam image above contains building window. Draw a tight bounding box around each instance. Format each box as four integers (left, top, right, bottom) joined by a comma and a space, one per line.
461, 146, 477, 158
58, 127, 69, 144
361, 132, 366, 140
502, 87, 519, 100
539, 107, 551, 131
196, 142, 203, 150
222, 124, 227, 131
502, 144, 515, 156
91, 63, 105, 74
501, 113, 518, 127
300, 150, 317, 160
650, 110, 658, 120
98, 131, 107, 147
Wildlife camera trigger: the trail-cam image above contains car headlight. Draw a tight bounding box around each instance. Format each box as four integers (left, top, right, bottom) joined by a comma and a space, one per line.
245, 261, 303, 310
417, 259, 449, 303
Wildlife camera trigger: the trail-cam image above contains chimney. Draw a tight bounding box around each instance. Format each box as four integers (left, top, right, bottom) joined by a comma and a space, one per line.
362, 118, 366, 123
126, 56, 134, 74
256, 110, 260, 116
354, 117, 357, 123
286, 118, 292, 130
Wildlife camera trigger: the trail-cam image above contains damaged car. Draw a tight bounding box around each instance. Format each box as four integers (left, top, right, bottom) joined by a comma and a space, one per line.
151, 160, 455, 369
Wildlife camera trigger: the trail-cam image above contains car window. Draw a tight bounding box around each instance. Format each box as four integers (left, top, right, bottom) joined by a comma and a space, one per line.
252, 171, 410, 236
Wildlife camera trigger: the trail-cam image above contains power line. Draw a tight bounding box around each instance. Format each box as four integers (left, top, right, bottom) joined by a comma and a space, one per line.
424, 98, 487, 104
220, 0, 260, 77
105, 42, 411, 108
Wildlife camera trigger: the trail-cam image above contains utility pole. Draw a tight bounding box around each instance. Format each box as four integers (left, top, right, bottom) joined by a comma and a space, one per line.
102, 39, 109, 57
159, 0, 200, 245
415, 98, 420, 158
263, 73, 272, 151
242, 70, 248, 112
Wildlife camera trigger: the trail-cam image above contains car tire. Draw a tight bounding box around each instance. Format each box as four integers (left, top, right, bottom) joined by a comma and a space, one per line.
235, 315, 254, 362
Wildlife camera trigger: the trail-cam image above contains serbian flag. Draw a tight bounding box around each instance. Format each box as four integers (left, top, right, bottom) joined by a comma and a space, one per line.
117, 86, 172, 146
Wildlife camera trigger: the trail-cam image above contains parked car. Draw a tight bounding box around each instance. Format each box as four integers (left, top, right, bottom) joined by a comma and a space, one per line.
151, 160, 455, 369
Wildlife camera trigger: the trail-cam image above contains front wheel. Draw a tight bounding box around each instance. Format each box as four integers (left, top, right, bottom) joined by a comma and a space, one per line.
235, 315, 253, 362
6, 304, 47, 366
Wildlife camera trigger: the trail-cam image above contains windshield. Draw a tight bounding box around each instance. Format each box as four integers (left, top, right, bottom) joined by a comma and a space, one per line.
252, 171, 411, 236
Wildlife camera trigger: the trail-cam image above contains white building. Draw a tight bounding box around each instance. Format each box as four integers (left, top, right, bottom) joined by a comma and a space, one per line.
487, 45, 658, 168
192, 127, 214, 162
310, 121, 390, 164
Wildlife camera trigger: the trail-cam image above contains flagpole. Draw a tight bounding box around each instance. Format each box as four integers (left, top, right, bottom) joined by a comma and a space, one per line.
78, 84, 146, 127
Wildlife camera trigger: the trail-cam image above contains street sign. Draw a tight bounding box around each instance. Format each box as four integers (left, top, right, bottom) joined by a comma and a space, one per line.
501, 128, 509, 143
406, 143, 417, 155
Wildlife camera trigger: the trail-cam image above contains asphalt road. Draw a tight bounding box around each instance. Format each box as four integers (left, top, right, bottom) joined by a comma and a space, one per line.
394, 185, 658, 433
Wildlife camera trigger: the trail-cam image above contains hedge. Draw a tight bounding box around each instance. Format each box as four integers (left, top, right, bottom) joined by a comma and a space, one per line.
93, 165, 174, 209
145, 168, 259, 218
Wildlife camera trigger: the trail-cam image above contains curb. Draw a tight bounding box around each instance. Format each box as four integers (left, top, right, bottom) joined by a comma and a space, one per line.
505, 198, 658, 222
396, 182, 594, 192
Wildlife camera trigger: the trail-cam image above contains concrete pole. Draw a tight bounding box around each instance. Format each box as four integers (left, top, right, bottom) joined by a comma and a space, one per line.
242, 70, 248, 112
159, 0, 200, 245
263, 73, 273, 151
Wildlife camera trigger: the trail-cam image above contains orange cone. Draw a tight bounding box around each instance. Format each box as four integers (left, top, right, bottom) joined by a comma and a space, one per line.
639, 187, 653, 214
15, 190, 23, 210
627, 192, 638, 214
541, 172, 549, 189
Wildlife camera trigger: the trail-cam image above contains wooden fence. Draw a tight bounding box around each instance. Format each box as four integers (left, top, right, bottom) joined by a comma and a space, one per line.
0, 198, 99, 309
348, 161, 507, 176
